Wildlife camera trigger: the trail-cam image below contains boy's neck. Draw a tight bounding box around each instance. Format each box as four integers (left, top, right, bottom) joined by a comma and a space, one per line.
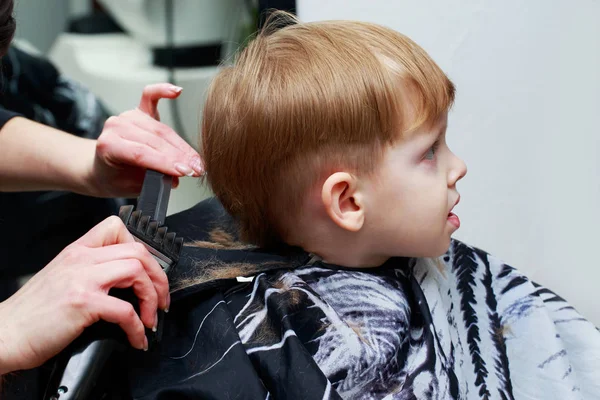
290, 224, 389, 268
315, 249, 390, 269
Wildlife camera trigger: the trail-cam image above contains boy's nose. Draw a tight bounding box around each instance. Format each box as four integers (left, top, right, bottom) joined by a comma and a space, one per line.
448, 153, 467, 187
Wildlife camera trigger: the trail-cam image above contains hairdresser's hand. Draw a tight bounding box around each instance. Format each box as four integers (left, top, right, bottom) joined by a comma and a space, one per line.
85, 83, 204, 198
0, 216, 169, 375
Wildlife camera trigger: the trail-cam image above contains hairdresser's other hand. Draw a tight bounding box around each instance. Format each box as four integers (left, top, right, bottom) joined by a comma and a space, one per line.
85, 83, 203, 198
0, 216, 169, 375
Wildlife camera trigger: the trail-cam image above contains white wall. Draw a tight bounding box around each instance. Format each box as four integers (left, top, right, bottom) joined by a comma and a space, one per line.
298, 0, 600, 325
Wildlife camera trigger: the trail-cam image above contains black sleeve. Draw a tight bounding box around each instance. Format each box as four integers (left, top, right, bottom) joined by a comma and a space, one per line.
0, 106, 21, 129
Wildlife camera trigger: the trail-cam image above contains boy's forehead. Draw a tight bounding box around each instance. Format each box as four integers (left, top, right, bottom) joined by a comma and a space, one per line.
399, 111, 448, 141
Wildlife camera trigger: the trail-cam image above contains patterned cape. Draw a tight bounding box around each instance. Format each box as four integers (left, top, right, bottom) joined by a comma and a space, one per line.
121, 199, 600, 400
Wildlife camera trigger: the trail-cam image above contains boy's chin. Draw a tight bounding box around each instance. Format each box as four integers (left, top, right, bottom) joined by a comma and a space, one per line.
416, 238, 452, 258
391, 243, 450, 259
434, 237, 453, 257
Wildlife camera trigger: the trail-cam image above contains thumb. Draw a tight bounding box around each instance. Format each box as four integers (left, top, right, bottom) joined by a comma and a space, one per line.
73, 216, 135, 248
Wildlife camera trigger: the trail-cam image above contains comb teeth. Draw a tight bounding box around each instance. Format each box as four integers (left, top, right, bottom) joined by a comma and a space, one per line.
165, 231, 176, 246
130, 210, 143, 227
155, 226, 168, 244
118, 205, 182, 264
147, 220, 159, 237
138, 215, 151, 232
174, 237, 184, 255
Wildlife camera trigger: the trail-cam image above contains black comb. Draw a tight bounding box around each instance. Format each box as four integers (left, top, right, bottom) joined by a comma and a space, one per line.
119, 170, 183, 275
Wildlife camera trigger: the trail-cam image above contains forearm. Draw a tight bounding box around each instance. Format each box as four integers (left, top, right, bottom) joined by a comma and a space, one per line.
0, 300, 23, 376
0, 117, 96, 194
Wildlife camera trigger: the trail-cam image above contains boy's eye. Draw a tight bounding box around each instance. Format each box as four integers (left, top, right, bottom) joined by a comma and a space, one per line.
423, 141, 439, 161
424, 147, 435, 160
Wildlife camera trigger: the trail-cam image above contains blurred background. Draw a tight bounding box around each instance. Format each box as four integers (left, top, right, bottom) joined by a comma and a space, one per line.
7, 0, 599, 325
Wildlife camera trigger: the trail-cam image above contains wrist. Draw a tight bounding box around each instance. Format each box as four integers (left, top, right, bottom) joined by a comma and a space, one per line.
60, 137, 99, 196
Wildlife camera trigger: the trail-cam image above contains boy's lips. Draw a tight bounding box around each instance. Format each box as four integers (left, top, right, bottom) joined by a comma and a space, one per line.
447, 194, 461, 228
447, 212, 460, 228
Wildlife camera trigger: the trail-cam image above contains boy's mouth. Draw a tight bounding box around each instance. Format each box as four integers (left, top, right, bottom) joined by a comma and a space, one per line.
447, 212, 460, 228
447, 195, 461, 228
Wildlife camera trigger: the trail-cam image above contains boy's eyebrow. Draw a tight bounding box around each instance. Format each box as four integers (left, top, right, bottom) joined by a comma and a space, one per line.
427, 121, 447, 142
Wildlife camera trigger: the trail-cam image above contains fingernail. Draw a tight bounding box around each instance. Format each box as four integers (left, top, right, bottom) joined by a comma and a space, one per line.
175, 163, 194, 177
165, 292, 171, 313
170, 85, 183, 94
143, 336, 149, 351
190, 158, 204, 176
152, 314, 158, 332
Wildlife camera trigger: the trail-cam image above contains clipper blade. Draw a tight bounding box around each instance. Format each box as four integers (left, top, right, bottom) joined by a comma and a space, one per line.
118, 205, 183, 274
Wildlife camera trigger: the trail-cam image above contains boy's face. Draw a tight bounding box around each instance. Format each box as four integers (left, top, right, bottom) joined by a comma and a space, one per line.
364, 113, 467, 258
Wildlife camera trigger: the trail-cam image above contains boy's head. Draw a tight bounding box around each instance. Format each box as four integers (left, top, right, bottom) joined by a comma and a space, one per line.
201, 14, 466, 266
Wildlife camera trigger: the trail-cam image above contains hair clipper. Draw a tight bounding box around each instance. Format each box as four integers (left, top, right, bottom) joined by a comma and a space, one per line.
44, 170, 183, 400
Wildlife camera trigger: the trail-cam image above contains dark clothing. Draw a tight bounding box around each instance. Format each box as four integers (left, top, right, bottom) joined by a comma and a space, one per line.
0, 46, 125, 283
0, 107, 20, 126
0, 47, 127, 399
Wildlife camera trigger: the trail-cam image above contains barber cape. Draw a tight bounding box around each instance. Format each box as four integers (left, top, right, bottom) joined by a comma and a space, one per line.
121, 199, 600, 400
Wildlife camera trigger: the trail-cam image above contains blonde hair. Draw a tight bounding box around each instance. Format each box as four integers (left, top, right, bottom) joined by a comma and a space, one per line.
201, 13, 455, 247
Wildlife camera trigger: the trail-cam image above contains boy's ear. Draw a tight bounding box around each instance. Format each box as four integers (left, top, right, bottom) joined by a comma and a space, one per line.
321, 172, 365, 232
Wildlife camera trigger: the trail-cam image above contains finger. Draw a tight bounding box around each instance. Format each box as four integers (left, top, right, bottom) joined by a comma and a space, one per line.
116, 117, 198, 177
105, 137, 191, 178
126, 110, 203, 176
88, 243, 169, 311
74, 216, 135, 248
138, 83, 183, 119
172, 176, 180, 189
116, 119, 185, 164
91, 294, 148, 350
96, 259, 159, 330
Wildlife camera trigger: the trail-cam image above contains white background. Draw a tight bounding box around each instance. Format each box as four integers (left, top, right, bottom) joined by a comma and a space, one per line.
299, 0, 600, 325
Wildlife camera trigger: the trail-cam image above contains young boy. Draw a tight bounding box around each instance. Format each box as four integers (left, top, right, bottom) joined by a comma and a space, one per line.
202, 15, 465, 263
126, 14, 600, 400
